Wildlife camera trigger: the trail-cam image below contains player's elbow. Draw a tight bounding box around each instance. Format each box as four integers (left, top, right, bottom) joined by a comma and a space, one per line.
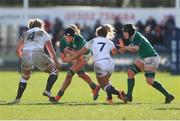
16, 47, 21, 56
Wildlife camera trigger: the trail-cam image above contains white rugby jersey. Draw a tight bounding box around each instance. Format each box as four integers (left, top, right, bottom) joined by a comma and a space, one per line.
21, 27, 50, 51
85, 36, 115, 62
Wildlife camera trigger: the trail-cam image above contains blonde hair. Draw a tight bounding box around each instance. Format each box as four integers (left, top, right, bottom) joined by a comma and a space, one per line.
95, 24, 115, 40
69, 24, 80, 34
28, 18, 44, 29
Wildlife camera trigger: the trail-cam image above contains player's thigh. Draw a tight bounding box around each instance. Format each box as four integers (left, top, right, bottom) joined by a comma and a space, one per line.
133, 58, 144, 71
43, 62, 56, 73
21, 51, 34, 71
94, 60, 114, 78
32, 51, 56, 73
96, 74, 109, 89
71, 59, 86, 72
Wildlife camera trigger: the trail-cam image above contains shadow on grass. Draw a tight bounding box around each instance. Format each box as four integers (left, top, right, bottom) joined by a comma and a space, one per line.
1, 101, 178, 109
153, 107, 180, 110
0, 101, 126, 106
0, 101, 161, 106
0, 100, 6, 102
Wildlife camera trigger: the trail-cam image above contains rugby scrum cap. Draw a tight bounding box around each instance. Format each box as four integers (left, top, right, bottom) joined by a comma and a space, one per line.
64, 27, 75, 36
122, 24, 136, 37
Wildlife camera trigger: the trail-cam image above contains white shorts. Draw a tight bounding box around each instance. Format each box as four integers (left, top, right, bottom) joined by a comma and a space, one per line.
142, 56, 160, 69
94, 59, 114, 77
21, 50, 54, 71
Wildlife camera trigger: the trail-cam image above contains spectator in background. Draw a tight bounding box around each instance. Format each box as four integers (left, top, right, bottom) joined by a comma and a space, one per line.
52, 17, 63, 51
153, 26, 166, 53
93, 19, 101, 33
19, 26, 28, 37
144, 26, 156, 46
44, 19, 52, 34
113, 16, 123, 40
0, 36, 2, 54
146, 16, 157, 30
161, 15, 176, 53
164, 15, 176, 36
166, 15, 175, 30
135, 20, 145, 34
81, 24, 93, 41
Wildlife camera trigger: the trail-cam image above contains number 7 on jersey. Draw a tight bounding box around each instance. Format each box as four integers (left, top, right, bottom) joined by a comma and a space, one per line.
98, 42, 105, 52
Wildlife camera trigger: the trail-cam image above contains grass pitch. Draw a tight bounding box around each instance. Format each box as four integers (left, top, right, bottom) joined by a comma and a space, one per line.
0, 71, 180, 120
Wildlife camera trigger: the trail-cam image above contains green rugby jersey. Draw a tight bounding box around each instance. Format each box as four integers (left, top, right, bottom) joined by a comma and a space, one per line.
127, 32, 158, 58
59, 34, 90, 54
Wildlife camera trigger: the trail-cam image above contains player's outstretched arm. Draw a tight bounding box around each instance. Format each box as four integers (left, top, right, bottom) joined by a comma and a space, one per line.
16, 39, 24, 58
66, 47, 88, 62
45, 40, 61, 70
111, 48, 118, 55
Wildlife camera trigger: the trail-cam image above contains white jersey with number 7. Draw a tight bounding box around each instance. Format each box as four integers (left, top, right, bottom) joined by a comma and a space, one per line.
85, 36, 115, 62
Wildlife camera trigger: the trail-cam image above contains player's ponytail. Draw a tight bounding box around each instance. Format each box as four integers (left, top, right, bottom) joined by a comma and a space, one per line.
28, 18, 43, 29
69, 24, 80, 35
104, 24, 115, 40
95, 24, 115, 40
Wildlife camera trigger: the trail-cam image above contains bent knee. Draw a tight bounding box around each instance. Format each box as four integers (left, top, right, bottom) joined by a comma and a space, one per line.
146, 78, 154, 85
77, 71, 86, 78
127, 69, 135, 78
78, 74, 84, 78
22, 72, 31, 80
50, 68, 58, 76
128, 64, 141, 78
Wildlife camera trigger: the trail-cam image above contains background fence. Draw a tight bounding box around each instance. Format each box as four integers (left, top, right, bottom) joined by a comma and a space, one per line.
0, 0, 179, 74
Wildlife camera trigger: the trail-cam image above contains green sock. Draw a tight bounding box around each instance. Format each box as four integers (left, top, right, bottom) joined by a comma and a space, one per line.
90, 83, 96, 90
152, 81, 170, 97
127, 78, 135, 97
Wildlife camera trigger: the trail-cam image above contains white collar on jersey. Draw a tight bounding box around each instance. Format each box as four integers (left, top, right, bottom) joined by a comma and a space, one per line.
130, 31, 136, 41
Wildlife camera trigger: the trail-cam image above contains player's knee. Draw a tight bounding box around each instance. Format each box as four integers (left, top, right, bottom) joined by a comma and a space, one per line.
50, 68, 58, 76
66, 70, 74, 81
144, 71, 155, 78
77, 71, 85, 78
127, 69, 135, 78
146, 78, 154, 85
128, 64, 141, 78
145, 71, 155, 85
78, 74, 84, 78
67, 70, 75, 76
22, 73, 31, 80
104, 85, 111, 92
